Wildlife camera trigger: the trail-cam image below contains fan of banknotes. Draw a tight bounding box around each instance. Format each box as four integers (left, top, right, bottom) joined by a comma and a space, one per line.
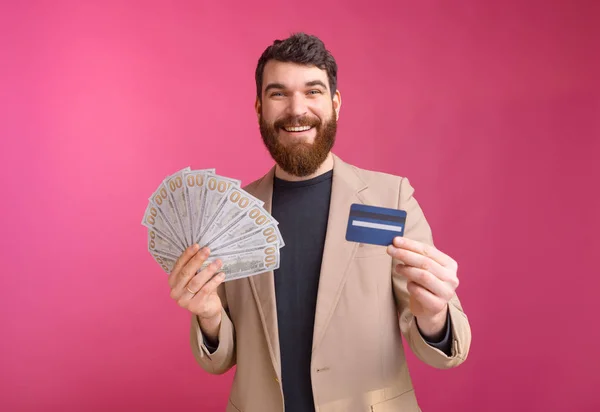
141, 167, 284, 281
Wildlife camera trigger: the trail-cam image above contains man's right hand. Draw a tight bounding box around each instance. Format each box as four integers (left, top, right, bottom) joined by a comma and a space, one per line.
168, 244, 226, 345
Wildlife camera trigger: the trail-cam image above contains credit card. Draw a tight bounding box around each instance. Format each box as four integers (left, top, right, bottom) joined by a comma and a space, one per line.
345, 203, 407, 246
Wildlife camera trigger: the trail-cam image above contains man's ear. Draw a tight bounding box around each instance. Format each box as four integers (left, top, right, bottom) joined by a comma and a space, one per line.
254, 97, 261, 122
333, 89, 342, 121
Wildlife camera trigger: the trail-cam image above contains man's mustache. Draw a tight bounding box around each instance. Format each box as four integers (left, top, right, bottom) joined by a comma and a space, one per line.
274, 116, 321, 129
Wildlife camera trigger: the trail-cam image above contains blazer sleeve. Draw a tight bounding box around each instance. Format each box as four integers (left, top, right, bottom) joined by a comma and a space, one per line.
189, 284, 237, 374
392, 177, 472, 369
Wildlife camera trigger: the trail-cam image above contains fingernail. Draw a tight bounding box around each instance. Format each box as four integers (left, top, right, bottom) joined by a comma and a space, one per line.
192, 243, 200, 251
219, 272, 226, 279
387, 245, 396, 254
394, 237, 404, 246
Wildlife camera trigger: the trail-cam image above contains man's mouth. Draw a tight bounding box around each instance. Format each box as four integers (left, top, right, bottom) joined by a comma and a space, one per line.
282, 125, 313, 133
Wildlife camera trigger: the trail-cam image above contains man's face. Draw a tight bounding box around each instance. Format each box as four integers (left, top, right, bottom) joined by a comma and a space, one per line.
256, 60, 341, 177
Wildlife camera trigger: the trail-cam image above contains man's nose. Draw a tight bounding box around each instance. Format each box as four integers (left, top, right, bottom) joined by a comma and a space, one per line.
286, 93, 308, 117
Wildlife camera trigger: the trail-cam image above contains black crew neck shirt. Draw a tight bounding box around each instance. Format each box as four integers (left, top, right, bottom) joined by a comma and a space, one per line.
271, 170, 333, 412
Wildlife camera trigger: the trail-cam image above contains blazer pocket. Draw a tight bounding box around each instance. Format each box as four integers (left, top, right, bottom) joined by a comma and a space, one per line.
354, 243, 390, 259
370, 389, 420, 412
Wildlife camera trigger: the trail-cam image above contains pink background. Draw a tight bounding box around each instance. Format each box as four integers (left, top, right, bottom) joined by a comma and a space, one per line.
1, 1, 599, 411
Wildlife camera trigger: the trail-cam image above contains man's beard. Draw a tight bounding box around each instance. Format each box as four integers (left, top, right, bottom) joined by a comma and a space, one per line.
259, 107, 337, 177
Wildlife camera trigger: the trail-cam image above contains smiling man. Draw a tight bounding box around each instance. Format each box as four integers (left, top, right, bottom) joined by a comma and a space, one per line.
257, 59, 339, 180
168, 33, 472, 412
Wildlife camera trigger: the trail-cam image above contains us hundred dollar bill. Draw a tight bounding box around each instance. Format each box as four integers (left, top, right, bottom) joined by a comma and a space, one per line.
149, 170, 189, 250
201, 244, 280, 281
204, 203, 277, 250
196, 174, 241, 244
211, 223, 284, 253
148, 228, 184, 258
199, 186, 262, 247
164, 167, 200, 247
183, 169, 215, 248
141, 203, 185, 250
150, 251, 177, 274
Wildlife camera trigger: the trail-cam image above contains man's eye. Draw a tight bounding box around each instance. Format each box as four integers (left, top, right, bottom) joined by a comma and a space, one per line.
307, 90, 322, 95
270, 92, 284, 97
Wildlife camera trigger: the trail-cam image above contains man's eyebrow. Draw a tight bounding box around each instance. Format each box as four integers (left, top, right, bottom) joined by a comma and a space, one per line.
305, 80, 328, 89
264, 83, 286, 93
264, 80, 328, 93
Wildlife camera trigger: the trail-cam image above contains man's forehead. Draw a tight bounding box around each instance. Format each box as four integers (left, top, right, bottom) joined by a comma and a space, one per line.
262, 60, 328, 88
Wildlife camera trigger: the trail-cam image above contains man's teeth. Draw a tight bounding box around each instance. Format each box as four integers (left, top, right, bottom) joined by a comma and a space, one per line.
284, 126, 312, 132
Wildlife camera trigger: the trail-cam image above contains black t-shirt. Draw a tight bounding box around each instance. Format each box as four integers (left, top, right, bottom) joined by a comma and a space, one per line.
271, 170, 334, 412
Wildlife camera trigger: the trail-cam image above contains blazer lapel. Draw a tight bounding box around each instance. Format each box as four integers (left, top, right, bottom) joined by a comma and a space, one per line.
244, 154, 368, 373
312, 153, 368, 352
245, 166, 282, 379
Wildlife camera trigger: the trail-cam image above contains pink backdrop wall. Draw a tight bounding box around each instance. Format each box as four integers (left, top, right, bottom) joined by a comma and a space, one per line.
1, 1, 599, 411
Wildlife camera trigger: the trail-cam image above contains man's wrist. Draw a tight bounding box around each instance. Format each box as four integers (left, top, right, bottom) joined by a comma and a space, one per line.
415, 305, 448, 342
198, 312, 222, 347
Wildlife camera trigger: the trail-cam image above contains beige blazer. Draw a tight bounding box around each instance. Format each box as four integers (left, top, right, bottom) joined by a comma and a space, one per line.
190, 153, 471, 412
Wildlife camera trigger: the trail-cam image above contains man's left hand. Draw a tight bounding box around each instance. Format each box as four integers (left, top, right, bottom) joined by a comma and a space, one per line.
386, 236, 459, 339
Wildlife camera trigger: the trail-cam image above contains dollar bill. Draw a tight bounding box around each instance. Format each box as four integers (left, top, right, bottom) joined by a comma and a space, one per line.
237, 189, 265, 208
141, 203, 185, 250
211, 223, 284, 253
201, 244, 280, 281
164, 167, 196, 247
143, 168, 285, 280
149, 169, 190, 249
204, 203, 277, 249
150, 250, 177, 274
183, 169, 215, 248
196, 174, 241, 244
199, 186, 261, 247
148, 228, 184, 258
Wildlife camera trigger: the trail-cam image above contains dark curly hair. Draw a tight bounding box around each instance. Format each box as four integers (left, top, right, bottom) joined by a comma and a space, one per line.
255, 32, 338, 101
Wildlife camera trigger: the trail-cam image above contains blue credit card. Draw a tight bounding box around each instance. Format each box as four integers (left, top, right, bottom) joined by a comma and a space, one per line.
345, 203, 407, 246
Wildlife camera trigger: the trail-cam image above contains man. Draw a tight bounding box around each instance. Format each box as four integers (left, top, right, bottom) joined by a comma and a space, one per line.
168, 33, 471, 412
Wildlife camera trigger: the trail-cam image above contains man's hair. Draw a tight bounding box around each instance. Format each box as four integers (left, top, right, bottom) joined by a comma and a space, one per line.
255, 33, 338, 101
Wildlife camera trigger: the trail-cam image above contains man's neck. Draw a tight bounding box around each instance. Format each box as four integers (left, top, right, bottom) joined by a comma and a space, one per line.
274, 152, 334, 182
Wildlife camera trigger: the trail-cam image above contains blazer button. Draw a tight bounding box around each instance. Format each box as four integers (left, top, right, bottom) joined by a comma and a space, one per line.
274, 377, 279, 383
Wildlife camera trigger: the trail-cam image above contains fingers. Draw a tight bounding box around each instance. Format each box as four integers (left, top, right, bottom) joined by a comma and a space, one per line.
178, 261, 224, 314
185, 259, 223, 297
189, 271, 226, 309
169, 247, 212, 300
389, 237, 457, 270
388, 244, 446, 280
396, 264, 456, 301
407, 281, 448, 315
176, 248, 212, 288
168, 244, 201, 288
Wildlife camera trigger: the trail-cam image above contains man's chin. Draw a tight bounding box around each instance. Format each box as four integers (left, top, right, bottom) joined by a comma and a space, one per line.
276, 139, 315, 152
285, 145, 315, 160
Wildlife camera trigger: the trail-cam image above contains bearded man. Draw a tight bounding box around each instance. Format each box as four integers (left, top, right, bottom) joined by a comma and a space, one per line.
167, 32, 472, 412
